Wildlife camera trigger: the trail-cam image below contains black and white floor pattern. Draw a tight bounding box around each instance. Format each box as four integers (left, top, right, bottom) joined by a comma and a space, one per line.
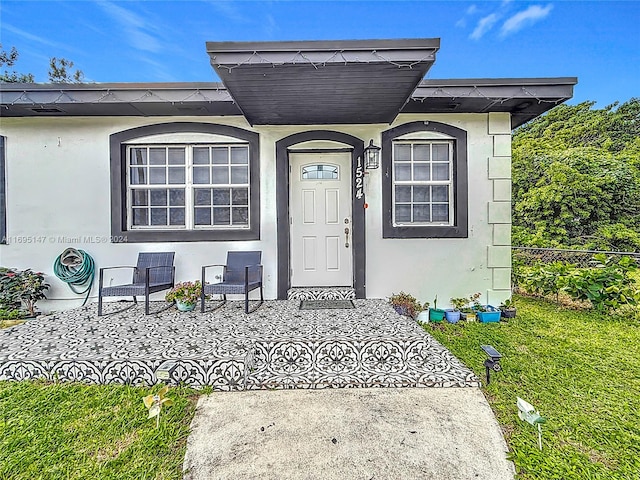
0, 300, 479, 389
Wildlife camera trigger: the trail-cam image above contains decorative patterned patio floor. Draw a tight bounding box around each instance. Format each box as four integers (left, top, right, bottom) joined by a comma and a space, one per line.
0, 300, 480, 390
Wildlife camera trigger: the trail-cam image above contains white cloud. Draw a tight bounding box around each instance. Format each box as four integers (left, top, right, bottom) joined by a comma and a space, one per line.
2, 23, 82, 54
97, 1, 162, 53
500, 4, 554, 37
466, 4, 478, 15
470, 13, 500, 40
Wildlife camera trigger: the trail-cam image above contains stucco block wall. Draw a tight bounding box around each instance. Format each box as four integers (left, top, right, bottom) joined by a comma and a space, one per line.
0, 112, 512, 311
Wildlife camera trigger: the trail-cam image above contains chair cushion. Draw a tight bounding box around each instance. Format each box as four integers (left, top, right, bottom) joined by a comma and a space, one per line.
203, 281, 261, 295
101, 282, 171, 297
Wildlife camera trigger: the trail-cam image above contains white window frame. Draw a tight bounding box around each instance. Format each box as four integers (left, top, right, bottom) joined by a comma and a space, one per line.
391, 140, 454, 227
126, 143, 251, 231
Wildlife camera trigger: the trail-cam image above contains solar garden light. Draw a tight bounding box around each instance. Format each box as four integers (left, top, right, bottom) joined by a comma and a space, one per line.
364, 139, 381, 169
155, 360, 178, 382
481, 344, 502, 384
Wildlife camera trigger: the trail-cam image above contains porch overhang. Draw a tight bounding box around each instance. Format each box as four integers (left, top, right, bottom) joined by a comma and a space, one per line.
206, 39, 440, 125
404, 77, 578, 129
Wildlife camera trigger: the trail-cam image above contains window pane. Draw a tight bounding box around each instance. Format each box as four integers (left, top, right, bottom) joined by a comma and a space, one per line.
194, 208, 212, 225
131, 148, 147, 165
169, 208, 185, 226
212, 207, 230, 225
395, 205, 411, 223
193, 167, 210, 184
433, 144, 449, 161
394, 144, 411, 161
195, 188, 212, 206
230, 146, 248, 164
413, 205, 430, 222
432, 164, 450, 181
150, 190, 167, 206
432, 185, 449, 202
213, 189, 231, 205
150, 208, 168, 226
132, 208, 148, 226
212, 166, 229, 184
413, 186, 430, 202
232, 188, 248, 205
149, 148, 166, 165
168, 167, 185, 184
232, 207, 249, 225
131, 190, 148, 206
169, 189, 185, 206
413, 164, 430, 181
193, 147, 210, 165
231, 166, 248, 184
168, 148, 185, 165
130, 167, 147, 185
394, 164, 411, 181
413, 145, 430, 161
212, 147, 228, 164
432, 204, 449, 222
395, 186, 411, 203
149, 168, 166, 184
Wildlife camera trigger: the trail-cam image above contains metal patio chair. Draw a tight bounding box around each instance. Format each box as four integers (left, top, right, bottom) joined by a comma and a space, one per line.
201, 251, 263, 314
97, 252, 175, 316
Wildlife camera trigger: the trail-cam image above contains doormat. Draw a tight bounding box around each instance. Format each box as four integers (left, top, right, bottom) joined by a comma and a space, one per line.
299, 299, 355, 310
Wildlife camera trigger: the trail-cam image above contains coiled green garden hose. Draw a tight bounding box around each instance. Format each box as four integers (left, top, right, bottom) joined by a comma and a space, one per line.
53, 248, 95, 306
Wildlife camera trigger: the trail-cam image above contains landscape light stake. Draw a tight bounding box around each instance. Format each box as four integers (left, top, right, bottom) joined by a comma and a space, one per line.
517, 397, 547, 450
143, 385, 174, 428
480, 344, 502, 384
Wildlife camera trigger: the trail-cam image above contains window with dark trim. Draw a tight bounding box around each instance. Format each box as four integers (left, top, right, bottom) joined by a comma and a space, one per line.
382, 121, 468, 238
110, 123, 260, 242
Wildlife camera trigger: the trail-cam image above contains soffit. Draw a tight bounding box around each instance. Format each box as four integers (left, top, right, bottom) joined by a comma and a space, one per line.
206, 39, 440, 125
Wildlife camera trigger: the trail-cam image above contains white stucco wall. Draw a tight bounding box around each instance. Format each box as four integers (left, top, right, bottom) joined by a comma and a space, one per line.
0, 113, 512, 311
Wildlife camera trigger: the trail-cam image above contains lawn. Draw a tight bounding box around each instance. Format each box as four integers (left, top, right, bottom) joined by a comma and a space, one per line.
0, 381, 198, 480
427, 295, 640, 480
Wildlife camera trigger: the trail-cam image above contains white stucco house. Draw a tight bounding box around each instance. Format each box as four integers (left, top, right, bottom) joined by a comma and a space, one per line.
0, 38, 576, 311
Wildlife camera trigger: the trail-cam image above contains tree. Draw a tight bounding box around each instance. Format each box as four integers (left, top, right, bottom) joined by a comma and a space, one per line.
512, 98, 640, 251
48, 57, 84, 83
1, 45, 84, 83
0, 45, 35, 82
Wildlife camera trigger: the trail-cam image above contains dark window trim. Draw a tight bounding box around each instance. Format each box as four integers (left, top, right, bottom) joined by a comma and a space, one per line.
0, 136, 5, 244
276, 131, 365, 300
382, 121, 468, 238
110, 122, 260, 242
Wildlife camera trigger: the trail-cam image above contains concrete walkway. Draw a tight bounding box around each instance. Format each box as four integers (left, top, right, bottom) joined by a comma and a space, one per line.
183, 388, 515, 480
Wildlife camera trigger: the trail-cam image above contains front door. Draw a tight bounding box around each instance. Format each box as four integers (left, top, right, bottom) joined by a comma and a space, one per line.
289, 152, 353, 287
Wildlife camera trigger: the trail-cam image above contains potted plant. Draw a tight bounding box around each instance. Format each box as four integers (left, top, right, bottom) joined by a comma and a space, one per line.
471, 294, 501, 323
445, 297, 465, 324
166, 281, 202, 312
500, 298, 517, 318
17, 269, 50, 317
388, 291, 422, 319
415, 301, 430, 323
429, 295, 446, 322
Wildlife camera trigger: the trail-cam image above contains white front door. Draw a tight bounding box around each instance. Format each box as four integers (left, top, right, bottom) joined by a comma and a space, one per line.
290, 152, 353, 287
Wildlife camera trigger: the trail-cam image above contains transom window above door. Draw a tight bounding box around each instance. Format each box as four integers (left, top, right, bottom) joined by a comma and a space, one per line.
301, 164, 339, 180
127, 144, 250, 230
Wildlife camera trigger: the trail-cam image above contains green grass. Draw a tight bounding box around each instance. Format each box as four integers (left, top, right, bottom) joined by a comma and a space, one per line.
427, 295, 640, 480
0, 381, 198, 480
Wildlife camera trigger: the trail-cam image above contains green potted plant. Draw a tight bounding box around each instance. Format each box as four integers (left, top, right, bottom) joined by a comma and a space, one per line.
388, 291, 423, 319
429, 295, 446, 322
445, 297, 465, 324
472, 294, 501, 323
500, 298, 517, 318
166, 281, 202, 312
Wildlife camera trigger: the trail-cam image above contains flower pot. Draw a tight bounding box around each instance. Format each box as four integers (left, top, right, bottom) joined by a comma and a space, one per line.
476, 305, 501, 323
175, 300, 196, 312
444, 309, 461, 323
501, 307, 517, 319
416, 310, 430, 324
429, 308, 445, 322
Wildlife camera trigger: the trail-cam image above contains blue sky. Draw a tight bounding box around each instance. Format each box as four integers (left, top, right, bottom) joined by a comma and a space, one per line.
1, 1, 638, 107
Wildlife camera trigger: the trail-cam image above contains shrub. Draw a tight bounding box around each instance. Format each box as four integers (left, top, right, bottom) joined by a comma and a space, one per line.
388, 291, 422, 318
0, 268, 50, 316
165, 281, 202, 305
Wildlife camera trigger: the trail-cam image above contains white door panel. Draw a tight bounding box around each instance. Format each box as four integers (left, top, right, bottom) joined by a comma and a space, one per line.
290, 153, 352, 287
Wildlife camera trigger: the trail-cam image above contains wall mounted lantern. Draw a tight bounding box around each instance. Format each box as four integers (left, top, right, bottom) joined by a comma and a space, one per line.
363, 139, 381, 169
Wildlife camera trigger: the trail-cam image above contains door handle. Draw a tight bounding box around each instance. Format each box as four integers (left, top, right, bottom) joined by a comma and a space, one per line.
344, 227, 350, 248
